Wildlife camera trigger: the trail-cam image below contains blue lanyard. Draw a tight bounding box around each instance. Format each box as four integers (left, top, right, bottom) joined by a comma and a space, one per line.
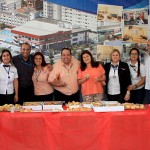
111, 65, 118, 77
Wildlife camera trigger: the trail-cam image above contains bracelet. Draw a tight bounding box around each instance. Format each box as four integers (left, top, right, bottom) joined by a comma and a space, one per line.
126, 91, 130, 95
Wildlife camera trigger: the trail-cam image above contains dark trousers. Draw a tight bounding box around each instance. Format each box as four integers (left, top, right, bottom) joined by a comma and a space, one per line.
18, 85, 34, 105
54, 89, 80, 103
34, 93, 54, 102
145, 90, 150, 104
0, 93, 14, 106
130, 88, 145, 104
107, 94, 125, 103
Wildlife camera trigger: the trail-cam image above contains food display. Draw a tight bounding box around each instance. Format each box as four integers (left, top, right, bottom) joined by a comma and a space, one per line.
92, 101, 103, 107
0, 101, 146, 113
122, 103, 145, 110
20, 108, 32, 112
93, 101, 124, 112
82, 101, 93, 108
0, 104, 21, 112
22, 102, 43, 111
67, 107, 92, 112
43, 101, 63, 110
66, 101, 82, 108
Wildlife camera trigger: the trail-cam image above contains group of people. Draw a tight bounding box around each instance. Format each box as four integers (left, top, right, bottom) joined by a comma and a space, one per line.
0, 40, 150, 105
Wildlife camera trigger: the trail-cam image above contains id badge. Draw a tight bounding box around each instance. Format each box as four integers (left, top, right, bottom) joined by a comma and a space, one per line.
113, 75, 116, 79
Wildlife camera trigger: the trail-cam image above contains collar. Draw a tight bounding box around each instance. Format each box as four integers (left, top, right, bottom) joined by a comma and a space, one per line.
129, 61, 138, 67
34, 66, 44, 71
19, 54, 32, 62
1, 62, 12, 67
110, 62, 119, 68
111, 61, 119, 65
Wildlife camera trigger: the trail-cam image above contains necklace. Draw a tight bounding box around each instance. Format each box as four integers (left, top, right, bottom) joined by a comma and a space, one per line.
35, 69, 42, 82
63, 63, 73, 75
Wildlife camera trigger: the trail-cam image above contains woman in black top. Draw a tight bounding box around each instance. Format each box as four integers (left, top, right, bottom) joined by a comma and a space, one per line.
104, 49, 131, 103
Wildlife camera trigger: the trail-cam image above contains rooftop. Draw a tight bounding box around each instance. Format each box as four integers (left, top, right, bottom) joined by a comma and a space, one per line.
5, 0, 20, 5
12, 20, 71, 36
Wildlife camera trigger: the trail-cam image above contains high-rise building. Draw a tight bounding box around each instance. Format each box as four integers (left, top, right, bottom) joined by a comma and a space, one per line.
43, 1, 101, 32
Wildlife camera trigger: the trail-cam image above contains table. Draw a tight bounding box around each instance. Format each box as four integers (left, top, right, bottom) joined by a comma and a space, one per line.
0, 107, 150, 150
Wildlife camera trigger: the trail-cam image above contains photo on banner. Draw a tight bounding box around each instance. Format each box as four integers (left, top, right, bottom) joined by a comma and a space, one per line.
97, 4, 123, 23
97, 26, 122, 44
123, 25, 148, 43
123, 8, 148, 26
122, 42, 147, 63
96, 45, 122, 63
0, 0, 149, 64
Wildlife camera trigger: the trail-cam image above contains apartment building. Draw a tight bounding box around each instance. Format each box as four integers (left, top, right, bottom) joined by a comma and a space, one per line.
0, 0, 21, 11
43, 1, 101, 32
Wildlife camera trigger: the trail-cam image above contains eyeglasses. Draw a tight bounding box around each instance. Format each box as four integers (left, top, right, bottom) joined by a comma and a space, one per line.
130, 53, 138, 56
21, 48, 30, 51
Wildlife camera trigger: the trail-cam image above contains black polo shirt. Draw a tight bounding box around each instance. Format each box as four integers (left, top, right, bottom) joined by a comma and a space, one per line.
13, 54, 34, 88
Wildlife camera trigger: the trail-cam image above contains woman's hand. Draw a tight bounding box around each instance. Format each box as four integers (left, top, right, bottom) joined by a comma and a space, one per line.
124, 91, 130, 101
14, 94, 19, 103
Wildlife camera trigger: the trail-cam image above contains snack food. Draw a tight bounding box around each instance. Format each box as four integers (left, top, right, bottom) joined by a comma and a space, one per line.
20, 108, 32, 112
66, 101, 81, 108
122, 103, 145, 110
92, 101, 103, 107
23, 102, 42, 106
67, 107, 92, 112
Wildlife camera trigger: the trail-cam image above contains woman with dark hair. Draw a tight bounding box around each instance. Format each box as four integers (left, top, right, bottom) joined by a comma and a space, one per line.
104, 49, 131, 103
127, 48, 145, 104
0, 49, 18, 105
32, 52, 53, 101
78, 50, 106, 101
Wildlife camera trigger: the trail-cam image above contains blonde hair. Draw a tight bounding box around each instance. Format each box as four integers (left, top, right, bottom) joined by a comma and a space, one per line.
110, 49, 121, 61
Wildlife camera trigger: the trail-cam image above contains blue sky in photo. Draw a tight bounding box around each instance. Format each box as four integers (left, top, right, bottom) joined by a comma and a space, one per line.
46, 0, 149, 14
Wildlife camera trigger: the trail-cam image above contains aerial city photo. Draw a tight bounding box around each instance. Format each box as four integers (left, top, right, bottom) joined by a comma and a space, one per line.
0, 0, 150, 64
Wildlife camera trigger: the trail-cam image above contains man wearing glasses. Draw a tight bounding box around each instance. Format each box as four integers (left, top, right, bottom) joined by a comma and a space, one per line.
145, 39, 150, 103
13, 43, 34, 105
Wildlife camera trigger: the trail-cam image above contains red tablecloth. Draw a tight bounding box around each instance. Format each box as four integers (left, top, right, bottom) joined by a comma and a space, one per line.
0, 107, 150, 150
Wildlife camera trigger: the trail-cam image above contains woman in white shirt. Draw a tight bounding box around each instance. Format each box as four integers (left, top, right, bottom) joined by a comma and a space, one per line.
0, 49, 18, 105
127, 48, 145, 104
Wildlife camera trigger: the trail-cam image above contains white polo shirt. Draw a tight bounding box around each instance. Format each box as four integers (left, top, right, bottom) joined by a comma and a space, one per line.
0, 63, 18, 94
128, 61, 145, 90
145, 55, 150, 90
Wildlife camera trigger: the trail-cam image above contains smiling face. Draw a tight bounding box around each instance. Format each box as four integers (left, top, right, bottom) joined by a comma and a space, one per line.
34, 55, 42, 66
2, 51, 11, 65
61, 49, 72, 65
130, 49, 139, 62
111, 51, 120, 63
20, 43, 31, 59
82, 53, 91, 65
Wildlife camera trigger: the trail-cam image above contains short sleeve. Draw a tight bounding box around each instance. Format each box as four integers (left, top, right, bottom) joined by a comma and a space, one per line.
14, 67, 18, 78
140, 63, 146, 77
77, 68, 82, 79
98, 64, 105, 75
48, 63, 59, 82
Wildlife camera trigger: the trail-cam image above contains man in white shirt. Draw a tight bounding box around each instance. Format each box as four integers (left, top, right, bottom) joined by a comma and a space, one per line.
145, 39, 150, 103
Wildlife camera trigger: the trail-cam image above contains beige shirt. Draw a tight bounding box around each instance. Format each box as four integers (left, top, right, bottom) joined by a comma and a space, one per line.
48, 57, 80, 95
32, 66, 53, 95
